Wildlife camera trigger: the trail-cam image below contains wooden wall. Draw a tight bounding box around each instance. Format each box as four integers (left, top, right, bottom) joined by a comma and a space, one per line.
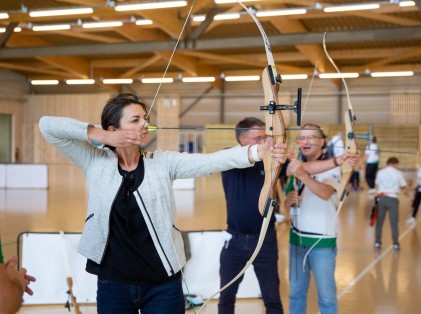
24, 94, 110, 164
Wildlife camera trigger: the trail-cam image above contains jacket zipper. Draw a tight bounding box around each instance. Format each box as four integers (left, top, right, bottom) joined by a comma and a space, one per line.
136, 190, 175, 275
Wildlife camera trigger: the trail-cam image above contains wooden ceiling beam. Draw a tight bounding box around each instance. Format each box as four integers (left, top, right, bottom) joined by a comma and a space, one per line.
179, 50, 267, 68
119, 55, 162, 78
156, 52, 222, 88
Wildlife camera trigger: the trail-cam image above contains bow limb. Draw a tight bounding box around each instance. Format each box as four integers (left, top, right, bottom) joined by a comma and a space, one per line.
322, 32, 357, 206
301, 33, 358, 268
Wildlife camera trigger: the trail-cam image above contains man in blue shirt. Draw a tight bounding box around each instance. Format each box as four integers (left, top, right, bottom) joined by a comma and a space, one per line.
219, 117, 285, 314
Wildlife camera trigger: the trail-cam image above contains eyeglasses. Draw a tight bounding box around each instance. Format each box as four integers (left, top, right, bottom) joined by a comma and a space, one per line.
246, 135, 267, 142
296, 135, 322, 142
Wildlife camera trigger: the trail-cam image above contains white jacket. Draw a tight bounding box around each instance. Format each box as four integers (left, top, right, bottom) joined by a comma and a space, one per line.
39, 116, 253, 276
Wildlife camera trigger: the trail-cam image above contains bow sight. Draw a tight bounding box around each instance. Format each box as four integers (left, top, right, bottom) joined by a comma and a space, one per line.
260, 87, 302, 127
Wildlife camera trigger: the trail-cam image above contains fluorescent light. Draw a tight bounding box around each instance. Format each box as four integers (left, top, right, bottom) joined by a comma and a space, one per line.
256, 8, 307, 17
29, 7, 93, 17
214, 13, 240, 20
31, 80, 59, 85
115, 1, 187, 11
182, 77, 216, 83
399, 1, 415, 7
82, 21, 123, 29
0, 27, 21, 33
370, 71, 414, 77
141, 78, 174, 83
0, 12, 9, 19
215, 0, 255, 3
319, 73, 359, 79
192, 15, 206, 22
224, 75, 260, 82
135, 19, 153, 26
33, 24, 71, 31
282, 74, 309, 80
103, 78, 133, 84
65, 79, 95, 85
324, 3, 380, 13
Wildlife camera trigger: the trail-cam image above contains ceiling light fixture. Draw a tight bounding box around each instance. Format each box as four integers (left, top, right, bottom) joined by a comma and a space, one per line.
224, 75, 260, 82
256, 8, 307, 17
29, 7, 93, 17
399, 1, 415, 7
115, 1, 187, 11
281, 74, 309, 80
0, 27, 21, 33
319, 73, 359, 79
370, 71, 414, 77
65, 79, 95, 85
82, 21, 123, 29
141, 78, 174, 83
103, 78, 133, 84
32, 24, 71, 31
135, 19, 153, 25
0, 12, 9, 19
192, 15, 206, 22
324, 3, 380, 12
182, 77, 216, 83
215, 0, 255, 3
31, 80, 59, 85
214, 13, 241, 20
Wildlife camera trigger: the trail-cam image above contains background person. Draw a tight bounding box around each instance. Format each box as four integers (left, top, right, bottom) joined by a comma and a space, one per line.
374, 157, 407, 251
284, 123, 342, 314
0, 238, 36, 314
365, 136, 380, 194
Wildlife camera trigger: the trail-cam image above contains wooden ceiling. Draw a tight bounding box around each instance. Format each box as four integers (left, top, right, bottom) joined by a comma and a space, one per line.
1, 0, 421, 89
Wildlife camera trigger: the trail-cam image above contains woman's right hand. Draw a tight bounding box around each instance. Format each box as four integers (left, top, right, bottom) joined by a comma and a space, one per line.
88, 126, 148, 148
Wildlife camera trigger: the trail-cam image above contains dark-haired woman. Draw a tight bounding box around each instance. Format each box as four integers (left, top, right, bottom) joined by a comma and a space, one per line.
39, 93, 287, 314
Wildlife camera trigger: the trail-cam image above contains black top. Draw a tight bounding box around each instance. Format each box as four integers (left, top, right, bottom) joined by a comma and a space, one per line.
221, 160, 287, 235
86, 155, 180, 284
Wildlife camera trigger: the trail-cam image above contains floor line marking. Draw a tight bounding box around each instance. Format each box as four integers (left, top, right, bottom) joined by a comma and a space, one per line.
337, 223, 416, 300
315, 222, 417, 314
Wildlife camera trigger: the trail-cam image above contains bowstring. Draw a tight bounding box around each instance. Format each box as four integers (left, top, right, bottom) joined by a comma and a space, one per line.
140, 0, 197, 132
136, 0, 198, 311
301, 32, 354, 269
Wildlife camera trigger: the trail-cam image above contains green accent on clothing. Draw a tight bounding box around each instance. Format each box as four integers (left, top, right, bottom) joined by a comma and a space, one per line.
289, 228, 336, 247
0, 238, 4, 263
285, 175, 295, 195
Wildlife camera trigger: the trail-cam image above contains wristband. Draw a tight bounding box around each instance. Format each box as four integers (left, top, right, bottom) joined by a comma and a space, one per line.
251, 144, 261, 162
333, 156, 339, 167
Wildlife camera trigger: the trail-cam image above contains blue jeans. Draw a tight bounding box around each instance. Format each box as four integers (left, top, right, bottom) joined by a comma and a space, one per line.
289, 244, 337, 314
218, 227, 284, 314
96, 277, 184, 314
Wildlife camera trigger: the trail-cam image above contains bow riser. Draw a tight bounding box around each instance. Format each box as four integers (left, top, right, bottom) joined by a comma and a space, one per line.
258, 67, 286, 216
336, 109, 358, 203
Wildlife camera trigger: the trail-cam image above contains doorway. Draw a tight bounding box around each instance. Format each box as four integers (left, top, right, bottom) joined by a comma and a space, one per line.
0, 114, 12, 163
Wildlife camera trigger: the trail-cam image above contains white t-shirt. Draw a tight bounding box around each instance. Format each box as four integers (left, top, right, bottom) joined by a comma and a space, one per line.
365, 143, 380, 164
329, 134, 345, 157
416, 167, 421, 191
292, 167, 341, 237
375, 166, 406, 198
